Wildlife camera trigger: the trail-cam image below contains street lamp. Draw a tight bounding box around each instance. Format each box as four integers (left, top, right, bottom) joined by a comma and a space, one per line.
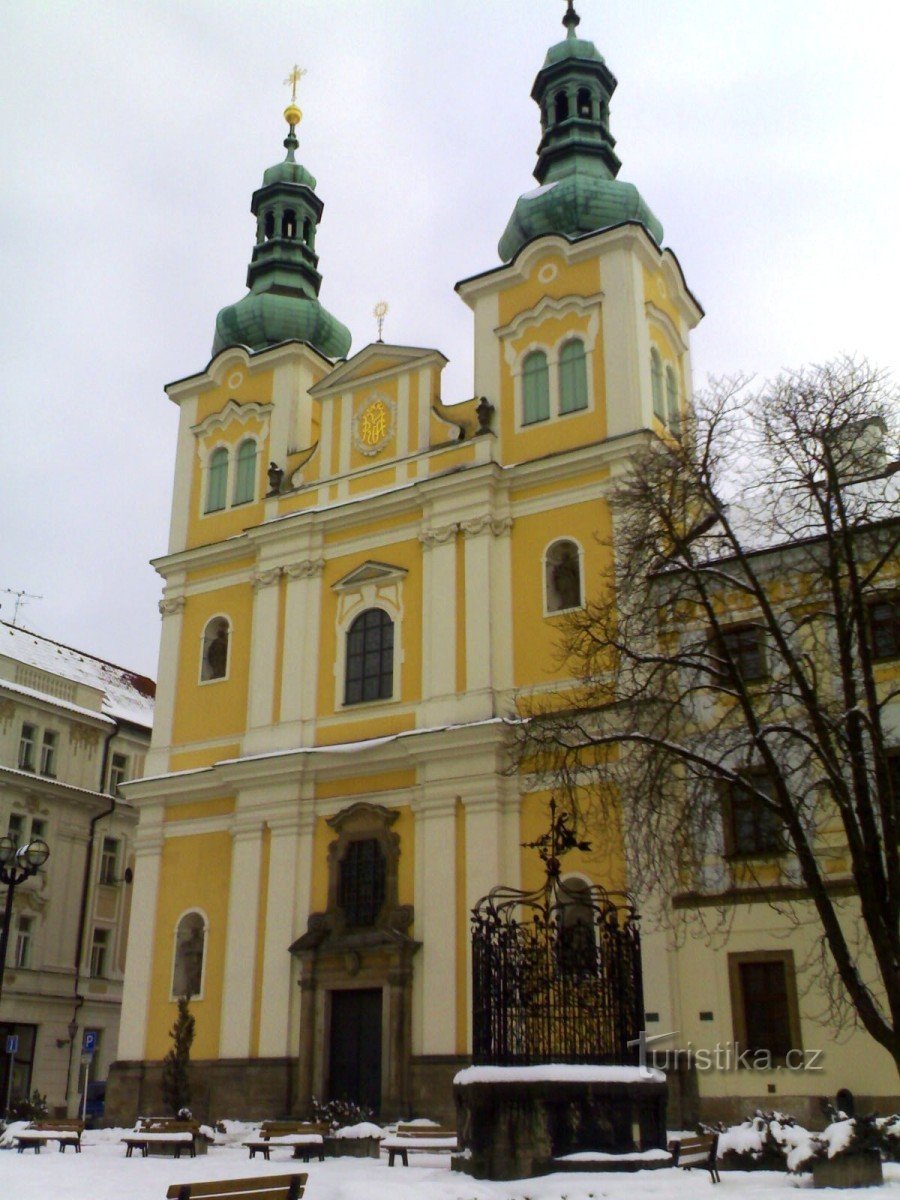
0, 837, 50, 1003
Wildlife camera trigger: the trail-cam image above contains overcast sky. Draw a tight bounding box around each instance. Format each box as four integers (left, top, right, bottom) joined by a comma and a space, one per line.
1, 1, 898, 680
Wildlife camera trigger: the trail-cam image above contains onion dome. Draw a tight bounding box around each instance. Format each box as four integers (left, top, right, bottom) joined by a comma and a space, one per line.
212, 92, 351, 360
498, 1, 663, 262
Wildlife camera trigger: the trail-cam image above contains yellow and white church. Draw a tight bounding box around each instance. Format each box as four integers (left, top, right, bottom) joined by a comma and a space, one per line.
109, 5, 898, 1126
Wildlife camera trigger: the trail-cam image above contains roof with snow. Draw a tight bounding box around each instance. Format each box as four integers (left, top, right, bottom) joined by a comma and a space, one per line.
0, 621, 155, 729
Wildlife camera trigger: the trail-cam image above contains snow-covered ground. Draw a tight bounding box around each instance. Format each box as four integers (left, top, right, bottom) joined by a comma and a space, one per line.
1, 1127, 899, 1199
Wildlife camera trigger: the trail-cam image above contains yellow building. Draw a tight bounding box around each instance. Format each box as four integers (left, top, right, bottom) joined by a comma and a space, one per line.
109, 7, 898, 1126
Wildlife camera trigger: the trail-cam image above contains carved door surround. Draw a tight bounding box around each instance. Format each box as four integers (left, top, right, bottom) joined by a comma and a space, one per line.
290, 802, 420, 1115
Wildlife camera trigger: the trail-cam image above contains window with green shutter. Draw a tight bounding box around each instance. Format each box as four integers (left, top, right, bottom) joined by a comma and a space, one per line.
206, 447, 229, 512
233, 438, 257, 505
650, 348, 664, 420
666, 365, 680, 431
559, 339, 588, 414
522, 350, 550, 425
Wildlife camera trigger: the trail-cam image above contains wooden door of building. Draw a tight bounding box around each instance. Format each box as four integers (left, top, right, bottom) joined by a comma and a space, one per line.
328, 988, 382, 1113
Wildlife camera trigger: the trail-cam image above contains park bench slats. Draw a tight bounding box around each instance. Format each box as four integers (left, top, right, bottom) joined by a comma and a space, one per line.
382, 1123, 457, 1166
243, 1121, 328, 1161
14, 1119, 84, 1153
669, 1133, 720, 1183
123, 1117, 202, 1158
166, 1171, 307, 1200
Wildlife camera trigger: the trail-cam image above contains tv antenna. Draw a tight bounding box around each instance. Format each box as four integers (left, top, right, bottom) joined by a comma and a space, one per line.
1, 587, 43, 626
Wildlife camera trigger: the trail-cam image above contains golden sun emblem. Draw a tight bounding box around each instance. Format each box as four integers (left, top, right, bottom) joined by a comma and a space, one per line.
360, 399, 390, 447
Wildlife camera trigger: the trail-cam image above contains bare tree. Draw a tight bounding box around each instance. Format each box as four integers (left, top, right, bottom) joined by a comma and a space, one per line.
519, 359, 900, 1071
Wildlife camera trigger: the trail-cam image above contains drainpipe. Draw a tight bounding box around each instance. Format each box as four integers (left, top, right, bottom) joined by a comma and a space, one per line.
65, 719, 119, 1115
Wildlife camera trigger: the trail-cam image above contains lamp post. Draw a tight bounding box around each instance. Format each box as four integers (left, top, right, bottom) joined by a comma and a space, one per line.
0, 836, 50, 1004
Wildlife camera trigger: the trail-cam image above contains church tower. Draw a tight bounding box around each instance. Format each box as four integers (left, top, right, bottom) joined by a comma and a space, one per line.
110, 8, 702, 1126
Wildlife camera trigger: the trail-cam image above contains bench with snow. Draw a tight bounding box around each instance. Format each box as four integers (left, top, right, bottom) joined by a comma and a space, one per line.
122, 1118, 202, 1158
243, 1121, 329, 1161
668, 1133, 720, 1183
166, 1171, 307, 1200
382, 1123, 458, 1166
13, 1119, 84, 1153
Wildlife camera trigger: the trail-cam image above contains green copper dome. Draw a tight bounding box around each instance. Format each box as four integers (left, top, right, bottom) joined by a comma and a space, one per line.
499, 1, 662, 262
213, 122, 351, 360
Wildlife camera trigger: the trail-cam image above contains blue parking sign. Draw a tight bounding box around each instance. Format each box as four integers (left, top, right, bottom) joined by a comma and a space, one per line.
6, 1034, 18, 1055
82, 1031, 98, 1054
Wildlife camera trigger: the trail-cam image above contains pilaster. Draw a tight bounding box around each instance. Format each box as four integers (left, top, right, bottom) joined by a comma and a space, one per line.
412, 794, 458, 1054
219, 821, 264, 1057
116, 806, 165, 1060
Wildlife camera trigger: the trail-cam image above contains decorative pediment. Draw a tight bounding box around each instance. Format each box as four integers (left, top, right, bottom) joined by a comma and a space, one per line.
309, 342, 447, 399
191, 398, 273, 439
332, 560, 408, 592
495, 291, 604, 342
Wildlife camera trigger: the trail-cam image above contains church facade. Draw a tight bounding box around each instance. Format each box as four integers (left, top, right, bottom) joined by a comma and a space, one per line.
109, 6, 898, 1126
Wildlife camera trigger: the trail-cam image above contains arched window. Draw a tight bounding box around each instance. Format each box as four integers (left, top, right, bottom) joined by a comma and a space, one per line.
233, 438, 257, 505
650, 348, 665, 421
576, 88, 593, 119
201, 616, 230, 682
558, 339, 588, 414
666, 365, 680, 431
557, 878, 596, 975
206, 447, 229, 513
554, 90, 570, 123
522, 350, 550, 425
546, 539, 582, 613
345, 608, 394, 704
282, 209, 296, 239
302, 217, 312, 244
172, 910, 206, 999
264, 210, 275, 240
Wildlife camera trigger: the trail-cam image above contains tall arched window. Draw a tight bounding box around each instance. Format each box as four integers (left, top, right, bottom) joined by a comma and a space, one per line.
650, 348, 664, 421
206, 447, 229, 513
264, 211, 275, 240
545, 539, 582, 613
576, 88, 593, 118
554, 90, 570, 123
522, 350, 550, 425
233, 438, 257, 505
201, 616, 230, 682
558, 339, 588, 414
345, 608, 394, 704
172, 910, 206, 999
302, 217, 312, 244
666, 365, 680, 431
282, 209, 297, 239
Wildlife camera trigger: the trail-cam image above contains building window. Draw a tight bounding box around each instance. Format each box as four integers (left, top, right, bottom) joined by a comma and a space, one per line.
89, 928, 110, 979
716, 623, 767, 682
666, 365, 680, 432
282, 208, 296, 239
108, 752, 129, 795
99, 838, 120, 886
344, 608, 394, 705
7, 813, 25, 845
39, 730, 58, 777
233, 438, 257, 505
30, 818, 46, 842
522, 350, 550, 425
172, 911, 206, 999
726, 774, 785, 858
576, 87, 593, 119
729, 952, 801, 1062
201, 617, 230, 682
545, 539, 582, 613
869, 596, 900, 661
650, 348, 664, 421
339, 838, 387, 927
558, 339, 588, 414
205, 446, 229, 513
264, 210, 275, 240
18, 723, 36, 771
554, 90, 569, 123
13, 915, 34, 969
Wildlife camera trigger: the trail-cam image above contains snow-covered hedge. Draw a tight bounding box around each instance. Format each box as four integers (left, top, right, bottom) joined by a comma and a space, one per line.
710, 1108, 899, 1173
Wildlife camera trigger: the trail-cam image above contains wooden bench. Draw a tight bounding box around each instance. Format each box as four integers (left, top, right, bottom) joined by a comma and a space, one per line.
243, 1121, 329, 1161
382, 1123, 458, 1167
14, 1119, 84, 1153
166, 1172, 307, 1200
669, 1133, 720, 1183
122, 1117, 201, 1158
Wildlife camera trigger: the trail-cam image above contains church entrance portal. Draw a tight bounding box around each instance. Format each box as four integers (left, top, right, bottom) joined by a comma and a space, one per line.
328, 988, 382, 1112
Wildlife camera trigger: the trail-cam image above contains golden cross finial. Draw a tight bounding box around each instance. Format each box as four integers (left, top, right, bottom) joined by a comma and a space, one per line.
284, 64, 307, 102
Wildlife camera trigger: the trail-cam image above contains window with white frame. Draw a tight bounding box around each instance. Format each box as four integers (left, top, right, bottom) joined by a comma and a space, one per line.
666, 364, 680, 431
99, 837, 120, 886
172, 911, 206, 999
558, 339, 588, 414
205, 446, 229, 513
232, 438, 258, 505
13, 915, 34, 969
344, 608, 394, 704
200, 617, 230, 682
108, 752, 129, 795
650, 347, 665, 421
545, 539, 583, 614
39, 730, 58, 777
18, 723, 36, 771
522, 350, 551, 425
89, 927, 110, 978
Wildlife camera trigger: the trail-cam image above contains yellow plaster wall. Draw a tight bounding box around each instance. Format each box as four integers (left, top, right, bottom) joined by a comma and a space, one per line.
171, 583, 253, 745
250, 826, 271, 1056
349, 466, 398, 496
164, 796, 236, 823
498, 254, 600, 327
315, 712, 415, 746
168, 745, 241, 772
518, 790, 626, 895
315, 770, 416, 801
510, 497, 613, 687
144, 830, 232, 1059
